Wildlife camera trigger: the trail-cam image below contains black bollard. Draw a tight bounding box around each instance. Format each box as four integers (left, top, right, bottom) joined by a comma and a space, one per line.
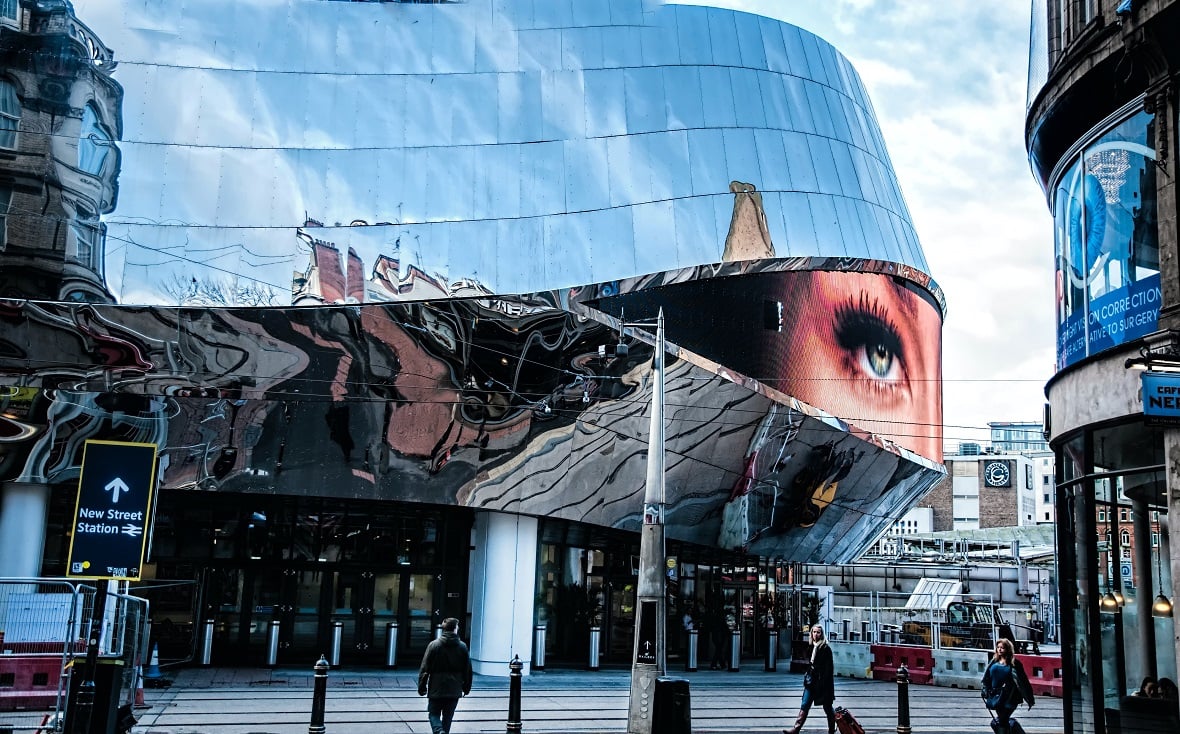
309, 654, 329, 734
506, 655, 523, 734
895, 663, 911, 734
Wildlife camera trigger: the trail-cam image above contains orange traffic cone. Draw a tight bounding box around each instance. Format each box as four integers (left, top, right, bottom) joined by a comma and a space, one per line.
133, 665, 151, 709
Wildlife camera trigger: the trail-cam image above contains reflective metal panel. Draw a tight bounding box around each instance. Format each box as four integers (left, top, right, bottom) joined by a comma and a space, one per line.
707, 8, 742, 67
662, 66, 706, 131
0, 0, 934, 307
0, 261, 943, 560
0, 0, 946, 562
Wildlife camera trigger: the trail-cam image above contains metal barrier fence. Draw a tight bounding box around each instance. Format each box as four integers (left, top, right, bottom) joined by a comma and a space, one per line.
0, 579, 148, 732
829, 591, 1004, 651
0, 579, 93, 732
106, 590, 151, 712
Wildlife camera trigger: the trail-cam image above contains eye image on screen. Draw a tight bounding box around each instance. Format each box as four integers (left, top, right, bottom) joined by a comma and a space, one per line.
775, 270, 943, 461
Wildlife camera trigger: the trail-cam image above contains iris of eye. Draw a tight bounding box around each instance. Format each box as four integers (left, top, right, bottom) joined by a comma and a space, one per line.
867, 344, 893, 376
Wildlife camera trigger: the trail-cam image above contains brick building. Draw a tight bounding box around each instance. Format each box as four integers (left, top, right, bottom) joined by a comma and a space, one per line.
916, 451, 1042, 532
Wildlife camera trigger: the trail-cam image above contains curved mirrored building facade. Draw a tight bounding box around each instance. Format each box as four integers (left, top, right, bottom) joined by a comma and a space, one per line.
0, 0, 944, 671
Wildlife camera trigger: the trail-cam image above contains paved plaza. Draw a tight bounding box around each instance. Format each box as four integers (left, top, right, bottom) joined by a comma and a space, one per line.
125, 665, 1066, 734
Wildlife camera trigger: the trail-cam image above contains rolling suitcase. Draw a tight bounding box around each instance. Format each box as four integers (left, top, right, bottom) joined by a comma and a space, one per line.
833, 706, 865, 734
987, 707, 1027, 734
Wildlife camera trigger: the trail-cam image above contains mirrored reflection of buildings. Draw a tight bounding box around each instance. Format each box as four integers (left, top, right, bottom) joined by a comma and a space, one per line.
0, 0, 946, 675
0, 0, 120, 304
1026, 0, 1180, 731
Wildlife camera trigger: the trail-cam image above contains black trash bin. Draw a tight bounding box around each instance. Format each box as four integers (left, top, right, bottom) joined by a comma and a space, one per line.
652, 676, 692, 734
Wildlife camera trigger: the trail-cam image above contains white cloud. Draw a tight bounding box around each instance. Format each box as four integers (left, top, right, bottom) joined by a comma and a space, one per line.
851, 58, 920, 91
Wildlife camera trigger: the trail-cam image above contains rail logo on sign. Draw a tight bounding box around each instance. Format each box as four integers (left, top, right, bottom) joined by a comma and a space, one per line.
66, 440, 159, 581
1141, 371, 1180, 426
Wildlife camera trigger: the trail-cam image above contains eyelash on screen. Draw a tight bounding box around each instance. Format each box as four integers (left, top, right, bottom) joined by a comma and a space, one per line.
833, 293, 906, 387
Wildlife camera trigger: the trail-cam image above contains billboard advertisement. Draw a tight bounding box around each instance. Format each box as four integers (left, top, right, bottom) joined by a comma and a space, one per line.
596, 265, 944, 461
1053, 110, 1160, 369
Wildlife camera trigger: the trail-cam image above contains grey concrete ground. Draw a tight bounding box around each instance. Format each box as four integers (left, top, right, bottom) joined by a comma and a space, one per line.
124, 665, 1065, 734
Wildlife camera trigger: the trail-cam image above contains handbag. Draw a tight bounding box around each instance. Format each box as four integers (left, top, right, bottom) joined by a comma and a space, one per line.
981, 664, 1019, 709
803, 671, 813, 687
982, 686, 1003, 709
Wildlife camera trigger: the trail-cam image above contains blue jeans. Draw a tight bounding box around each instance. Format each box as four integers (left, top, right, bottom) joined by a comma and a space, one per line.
427, 697, 460, 734
800, 687, 835, 729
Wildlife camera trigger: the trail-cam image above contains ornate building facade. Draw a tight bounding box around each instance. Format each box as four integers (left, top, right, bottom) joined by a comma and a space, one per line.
1027, 0, 1180, 730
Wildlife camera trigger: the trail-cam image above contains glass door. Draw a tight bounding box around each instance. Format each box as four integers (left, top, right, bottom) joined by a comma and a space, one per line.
405, 573, 437, 653
374, 572, 401, 659
328, 571, 360, 659
206, 568, 246, 664
720, 585, 759, 657
605, 579, 634, 662
245, 569, 285, 663
283, 568, 322, 659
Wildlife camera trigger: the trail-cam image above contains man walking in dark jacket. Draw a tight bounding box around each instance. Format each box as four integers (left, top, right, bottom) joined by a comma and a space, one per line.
418, 618, 473, 734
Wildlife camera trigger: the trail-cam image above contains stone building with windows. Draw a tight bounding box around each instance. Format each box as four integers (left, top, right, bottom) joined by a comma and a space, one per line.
0, 0, 121, 304
1026, 0, 1180, 730
915, 452, 1041, 531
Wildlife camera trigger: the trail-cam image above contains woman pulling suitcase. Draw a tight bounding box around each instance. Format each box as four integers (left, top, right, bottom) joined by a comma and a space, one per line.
982, 638, 1035, 734
784, 625, 836, 734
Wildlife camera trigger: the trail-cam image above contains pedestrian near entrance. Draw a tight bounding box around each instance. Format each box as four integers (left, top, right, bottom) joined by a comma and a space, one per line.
417, 618, 473, 734
707, 607, 730, 670
982, 638, 1035, 734
784, 625, 835, 734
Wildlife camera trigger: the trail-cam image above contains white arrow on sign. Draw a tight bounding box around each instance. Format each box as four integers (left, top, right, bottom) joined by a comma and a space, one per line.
105, 478, 129, 503
122, 524, 143, 538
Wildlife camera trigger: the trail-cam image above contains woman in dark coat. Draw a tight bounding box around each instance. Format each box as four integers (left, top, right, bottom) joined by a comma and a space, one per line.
784, 625, 835, 734
982, 638, 1034, 734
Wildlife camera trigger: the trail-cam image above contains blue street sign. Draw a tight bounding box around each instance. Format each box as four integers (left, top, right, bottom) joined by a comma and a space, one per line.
66, 440, 159, 581
1142, 371, 1180, 425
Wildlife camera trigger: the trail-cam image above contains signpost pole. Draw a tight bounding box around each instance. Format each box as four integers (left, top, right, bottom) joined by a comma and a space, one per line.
64, 440, 160, 733
627, 310, 666, 734
70, 583, 108, 734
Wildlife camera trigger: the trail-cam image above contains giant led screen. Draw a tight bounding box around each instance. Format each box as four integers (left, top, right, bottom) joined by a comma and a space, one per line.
1053, 109, 1160, 369
592, 265, 943, 461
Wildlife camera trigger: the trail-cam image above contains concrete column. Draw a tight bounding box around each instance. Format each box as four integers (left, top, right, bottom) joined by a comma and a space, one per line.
1160, 516, 1178, 681
1147, 73, 1180, 689
467, 510, 538, 677
0, 481, 50, 577
1132, 498, 1156, 681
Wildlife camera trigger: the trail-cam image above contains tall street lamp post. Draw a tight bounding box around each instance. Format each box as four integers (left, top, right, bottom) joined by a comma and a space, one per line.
627, 309, 666, 734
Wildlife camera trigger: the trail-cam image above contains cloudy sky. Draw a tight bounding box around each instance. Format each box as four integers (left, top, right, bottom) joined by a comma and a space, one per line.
677, 0, 1055, 448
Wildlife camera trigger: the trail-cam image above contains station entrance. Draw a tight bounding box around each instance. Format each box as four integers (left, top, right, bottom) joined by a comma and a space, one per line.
114, 492, 473, 667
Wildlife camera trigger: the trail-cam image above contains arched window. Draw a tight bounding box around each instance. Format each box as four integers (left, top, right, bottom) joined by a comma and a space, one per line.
78, 104, 112, 175
0, 80, 20, 149
1120, 529, 1130, 547
68, 204, 102, 273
